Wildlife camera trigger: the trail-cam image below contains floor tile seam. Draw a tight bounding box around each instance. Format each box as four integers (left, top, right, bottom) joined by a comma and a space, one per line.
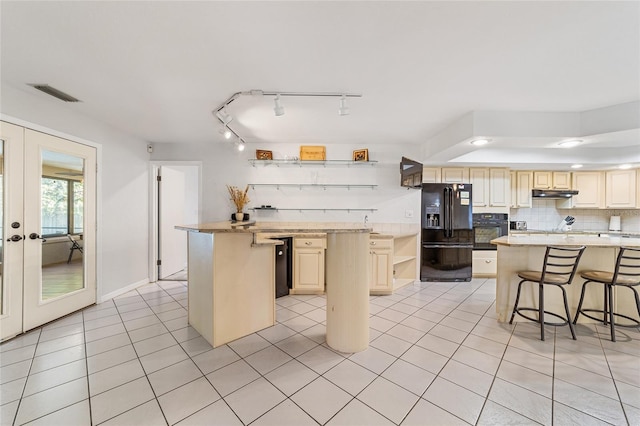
91, 394, 160, 426
283, 374, 357, 425
553, 356, 617, 380
485, 398, 547, 426
15, 397, 91, 426
7, 328, 42, 426
22, 367, 89, 399
86, 368, 147, 399
0, 348, 39, 369
552, 375, 627, 405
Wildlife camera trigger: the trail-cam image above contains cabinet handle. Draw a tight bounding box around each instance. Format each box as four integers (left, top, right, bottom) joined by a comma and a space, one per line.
370, 241, 376, 245
485, 260, 492, 263
305, 241, 312, 245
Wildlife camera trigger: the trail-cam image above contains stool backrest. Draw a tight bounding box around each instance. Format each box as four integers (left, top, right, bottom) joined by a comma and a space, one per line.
540, 246, 586, 285
612, 247, 640, 285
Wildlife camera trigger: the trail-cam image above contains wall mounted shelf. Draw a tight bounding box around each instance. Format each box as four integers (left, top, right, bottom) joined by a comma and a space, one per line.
249, 159, 378, 167
249, 183, 377, 190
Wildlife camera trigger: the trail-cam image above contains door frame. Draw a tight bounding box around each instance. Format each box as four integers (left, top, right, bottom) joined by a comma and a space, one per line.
0, 114, 104, 301
149, 161, 202, 283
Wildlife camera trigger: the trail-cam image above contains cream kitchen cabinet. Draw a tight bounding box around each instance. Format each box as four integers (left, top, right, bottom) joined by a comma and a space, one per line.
441, 167, 469, 184
369, 237, 393, 295
470, 168, 510, 213
533, 171, 571, 190
606, 169, 637, 208
557, 171, 605, 209
422, 167, 470, 184
292, 237, 326, 294
422, 167, 441, 184
511, 171, 533, 208
472, 250, 497, 277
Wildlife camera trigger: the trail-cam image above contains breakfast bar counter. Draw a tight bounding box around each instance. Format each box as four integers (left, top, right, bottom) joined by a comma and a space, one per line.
176, 222, 371, 353
491, 235, 640, 324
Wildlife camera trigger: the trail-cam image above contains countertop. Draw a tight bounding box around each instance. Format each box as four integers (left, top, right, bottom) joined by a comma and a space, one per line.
176, 221, 371, 234
510, 229, 640, 237
492, 234, 640, 248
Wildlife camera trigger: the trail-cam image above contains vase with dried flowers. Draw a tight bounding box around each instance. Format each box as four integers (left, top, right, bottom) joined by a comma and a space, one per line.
227, 184, 250, 221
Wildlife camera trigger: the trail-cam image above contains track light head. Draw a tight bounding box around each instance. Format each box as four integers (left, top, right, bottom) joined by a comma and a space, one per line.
216, 107, 233, 125
273, 94, 285, 116
338, 95, 350, 116
237, 139, 246, 152
220, 125, 232, 139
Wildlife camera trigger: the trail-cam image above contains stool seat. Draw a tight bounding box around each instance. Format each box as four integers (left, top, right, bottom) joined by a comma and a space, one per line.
517, 271, 570, 285
510, 245, 586, 341
573, 247, 640, 342
580, 270, 640, 286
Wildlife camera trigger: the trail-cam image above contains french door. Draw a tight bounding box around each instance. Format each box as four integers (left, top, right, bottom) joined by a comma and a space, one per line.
1, 122, 96, 340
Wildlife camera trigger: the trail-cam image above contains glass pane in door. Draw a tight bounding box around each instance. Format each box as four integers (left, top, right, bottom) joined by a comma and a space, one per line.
41, 150, 85, 300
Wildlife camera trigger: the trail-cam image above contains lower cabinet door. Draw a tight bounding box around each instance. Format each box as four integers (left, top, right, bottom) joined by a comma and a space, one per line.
293, 248, 325, 294
370, 248, 393, 294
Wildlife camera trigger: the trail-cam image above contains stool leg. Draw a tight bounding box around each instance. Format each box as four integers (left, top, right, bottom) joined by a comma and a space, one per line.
608, 284, 615, 342
561, 286, 576, 340
509, 280, 525, 324
67, 248, 73, 264
539, 283, 545, 341
603, 284, 609, 325
573, 281, 589, 324
633, 286, 640, 320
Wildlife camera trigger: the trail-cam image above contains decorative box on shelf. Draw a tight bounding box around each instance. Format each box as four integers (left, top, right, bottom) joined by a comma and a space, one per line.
300, 145, 326, 161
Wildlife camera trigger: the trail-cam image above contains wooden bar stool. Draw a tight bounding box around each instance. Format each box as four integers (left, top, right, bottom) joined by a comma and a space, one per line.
509, 245, 586, 341
573, 247, 640, 342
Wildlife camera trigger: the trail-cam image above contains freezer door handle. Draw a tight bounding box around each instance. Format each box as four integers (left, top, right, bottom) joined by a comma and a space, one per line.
422, 244, 474, 249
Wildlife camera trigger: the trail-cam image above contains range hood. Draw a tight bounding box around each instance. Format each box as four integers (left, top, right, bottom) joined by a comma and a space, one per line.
532, 189, 579, 199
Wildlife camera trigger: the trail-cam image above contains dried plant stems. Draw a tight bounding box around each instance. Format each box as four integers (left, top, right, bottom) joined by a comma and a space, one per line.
227, 185, 250, 213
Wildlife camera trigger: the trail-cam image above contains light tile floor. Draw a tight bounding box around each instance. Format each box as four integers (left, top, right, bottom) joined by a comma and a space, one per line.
1, 278, 639, 425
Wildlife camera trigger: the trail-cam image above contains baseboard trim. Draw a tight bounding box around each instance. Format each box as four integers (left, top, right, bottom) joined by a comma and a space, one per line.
98, 278, 150, 303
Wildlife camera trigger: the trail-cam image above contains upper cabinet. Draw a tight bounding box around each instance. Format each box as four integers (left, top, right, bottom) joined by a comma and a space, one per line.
606, 169, 637, 208
512, 171, 533, 208
533, 171, 571, 189
441, 167, 469, 183
557, 171, 605, 209
470, 168, 510, 213
422, 167, 441, 184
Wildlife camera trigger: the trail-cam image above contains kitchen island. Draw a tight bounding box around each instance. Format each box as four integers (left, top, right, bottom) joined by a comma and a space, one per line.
176, 221, 371, 353
491, 235, 640, 325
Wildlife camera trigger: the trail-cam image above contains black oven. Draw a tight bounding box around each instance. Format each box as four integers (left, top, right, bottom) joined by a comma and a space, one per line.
472, 213, 508, 250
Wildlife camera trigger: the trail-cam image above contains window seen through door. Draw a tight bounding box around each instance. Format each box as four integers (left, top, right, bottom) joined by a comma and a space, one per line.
41, 177, 83, 237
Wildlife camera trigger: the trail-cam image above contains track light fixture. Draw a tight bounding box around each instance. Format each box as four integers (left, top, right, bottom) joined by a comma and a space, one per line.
216, 107, 233, 125
273, 94, 285, 116
219, 125, 232, 139
237, 139, 246, 152
338, 95, 350, 116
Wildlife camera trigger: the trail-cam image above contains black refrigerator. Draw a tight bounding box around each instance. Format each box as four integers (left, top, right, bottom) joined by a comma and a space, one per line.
421, 183, 473, 282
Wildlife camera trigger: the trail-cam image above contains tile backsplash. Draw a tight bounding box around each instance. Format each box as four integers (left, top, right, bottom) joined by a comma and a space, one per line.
510, 199, 640, 233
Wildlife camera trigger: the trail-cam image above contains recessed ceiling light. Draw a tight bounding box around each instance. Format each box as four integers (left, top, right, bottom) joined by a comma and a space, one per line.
618, 164, 632, 169
571, 164, 583, 169
558, 139, 582, 148
470, 139, 489, 146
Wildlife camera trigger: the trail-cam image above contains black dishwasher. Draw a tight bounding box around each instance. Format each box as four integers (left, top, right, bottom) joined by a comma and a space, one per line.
274, 238, 292, 298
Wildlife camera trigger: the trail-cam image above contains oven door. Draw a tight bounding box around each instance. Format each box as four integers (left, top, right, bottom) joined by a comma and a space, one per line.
473, 225, 506, 250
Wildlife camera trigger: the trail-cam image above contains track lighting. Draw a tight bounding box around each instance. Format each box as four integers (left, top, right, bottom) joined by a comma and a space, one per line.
338, 95, 350, 116
273, 94, 285, 116
220, 125, 232, 139
216, 107, 233, 125
236, 139, 246, 152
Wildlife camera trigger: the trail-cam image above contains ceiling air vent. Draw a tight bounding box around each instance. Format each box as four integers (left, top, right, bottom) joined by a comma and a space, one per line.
30, 84, 80, 102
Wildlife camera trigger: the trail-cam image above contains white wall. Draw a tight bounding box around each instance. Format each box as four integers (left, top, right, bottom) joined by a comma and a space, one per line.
151, 142, 423, 225
1, 84, 151, 298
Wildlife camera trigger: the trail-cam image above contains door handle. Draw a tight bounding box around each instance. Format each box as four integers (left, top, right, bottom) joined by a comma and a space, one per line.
29, 233, 47, 242
8, 235, 23, 242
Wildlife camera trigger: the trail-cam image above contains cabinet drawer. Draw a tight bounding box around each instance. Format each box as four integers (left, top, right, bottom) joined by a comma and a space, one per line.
369, 238, 393, 249
472, 251, 497, 277
294, 237, 326, 249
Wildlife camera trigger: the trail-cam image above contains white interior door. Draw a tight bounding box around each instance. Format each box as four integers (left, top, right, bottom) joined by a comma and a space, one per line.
0, 123, 96, 340
0, 122, 25, 340
158, 166, 187, 279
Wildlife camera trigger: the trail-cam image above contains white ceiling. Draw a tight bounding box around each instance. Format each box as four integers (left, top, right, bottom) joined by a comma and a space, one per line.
1, 1, 638, 169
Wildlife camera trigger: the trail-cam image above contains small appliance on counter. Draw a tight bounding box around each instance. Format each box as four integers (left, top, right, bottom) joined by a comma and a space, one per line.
509, 221, 527, 230
609, 215, 621, 232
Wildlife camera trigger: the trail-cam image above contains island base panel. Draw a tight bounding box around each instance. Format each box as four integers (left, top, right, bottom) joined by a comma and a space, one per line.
326, 232, 370, 353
